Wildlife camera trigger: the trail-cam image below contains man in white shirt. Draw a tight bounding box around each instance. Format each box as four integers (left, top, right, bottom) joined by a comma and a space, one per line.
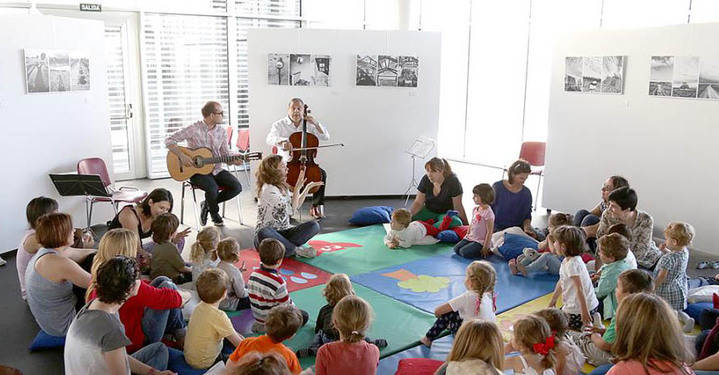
266, 98, 330, 218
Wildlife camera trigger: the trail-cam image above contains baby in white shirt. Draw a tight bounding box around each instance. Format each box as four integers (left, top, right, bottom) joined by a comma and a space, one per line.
384, 208, 440, 249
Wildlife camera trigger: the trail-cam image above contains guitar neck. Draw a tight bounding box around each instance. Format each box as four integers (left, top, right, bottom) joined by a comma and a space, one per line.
202, 154, 248, 164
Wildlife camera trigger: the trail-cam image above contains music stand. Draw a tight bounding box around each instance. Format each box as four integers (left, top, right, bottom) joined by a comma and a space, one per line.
49, 173, 109, 228
403, 137, 436, 206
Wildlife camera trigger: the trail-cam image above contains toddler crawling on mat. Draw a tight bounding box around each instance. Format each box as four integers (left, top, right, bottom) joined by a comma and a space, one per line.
384, 208, 461, 249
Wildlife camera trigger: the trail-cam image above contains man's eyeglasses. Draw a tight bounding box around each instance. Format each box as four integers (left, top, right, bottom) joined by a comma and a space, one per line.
214, 111, 224, 116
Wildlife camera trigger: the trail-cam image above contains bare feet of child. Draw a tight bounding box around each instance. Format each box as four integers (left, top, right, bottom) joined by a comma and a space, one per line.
516, 262, 528, 277
420, 336, 432, 347
509, 259, 519, 275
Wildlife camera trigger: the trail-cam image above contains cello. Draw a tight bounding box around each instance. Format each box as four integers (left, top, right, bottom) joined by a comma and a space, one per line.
285, 104, 343, 193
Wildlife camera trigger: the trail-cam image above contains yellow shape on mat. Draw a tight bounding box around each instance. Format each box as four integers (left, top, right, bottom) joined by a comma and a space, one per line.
398, 275, 450, 293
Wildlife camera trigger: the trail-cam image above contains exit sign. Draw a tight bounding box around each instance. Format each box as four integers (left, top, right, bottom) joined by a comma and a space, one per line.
80, 3, 102, 12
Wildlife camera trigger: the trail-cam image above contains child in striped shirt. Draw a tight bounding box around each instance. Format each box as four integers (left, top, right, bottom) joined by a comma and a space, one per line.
247, 238, 309, 333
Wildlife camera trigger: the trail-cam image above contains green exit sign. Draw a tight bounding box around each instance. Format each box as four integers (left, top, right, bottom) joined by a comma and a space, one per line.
79, 3, 102, 12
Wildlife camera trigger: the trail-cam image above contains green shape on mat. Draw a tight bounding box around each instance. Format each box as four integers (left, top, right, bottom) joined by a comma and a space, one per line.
301, 225, 454, 276
284, 282, 437, 369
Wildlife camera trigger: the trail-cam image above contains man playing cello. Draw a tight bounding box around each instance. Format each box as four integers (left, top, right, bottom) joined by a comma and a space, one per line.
267, 98, 330, 218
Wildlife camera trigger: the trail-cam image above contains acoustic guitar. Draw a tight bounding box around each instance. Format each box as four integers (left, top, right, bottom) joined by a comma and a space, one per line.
166, 146, 262, 181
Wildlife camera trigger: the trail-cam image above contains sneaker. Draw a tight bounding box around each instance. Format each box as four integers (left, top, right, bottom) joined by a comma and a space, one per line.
698, 261, 710, 269
592, 312, 603, 328
711, 261, 719, 270
683, 316, 695, 333
213, 219, 224, 227
210, 211, 224, 227
295, 245, 317, 258
251, 322, 265, 334
0, 257, 6, 266
200, 201, 209, 226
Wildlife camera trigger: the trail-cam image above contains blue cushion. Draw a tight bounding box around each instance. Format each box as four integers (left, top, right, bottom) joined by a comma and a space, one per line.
437, 230, 460, 243
167, 348, 207, 375
685, 302, 714, 322
349, 206, 393, 225
498, 233, 539, 260
28, 330, 65, 351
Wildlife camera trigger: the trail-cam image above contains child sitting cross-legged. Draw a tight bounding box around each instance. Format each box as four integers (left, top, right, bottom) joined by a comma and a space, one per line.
504, 315, 558, 375
190, 227, 220, 282
548, 226, 600, 331
453, 183, 495, 259
655, 221, 695, 333
296, 274, 387, 358
216, 237, 250, 311
420, 261, 497, 347
184, 268, 244, 369
593, 233, 632, 320
533, 309, 585, 375
248, 238, 309, 333
434, 319, 505, 375
568, 269, 654, 367
384, 208, 440, 249
150, 213, 192, 284
225, 304, 304, 374
315, 295, 384, 375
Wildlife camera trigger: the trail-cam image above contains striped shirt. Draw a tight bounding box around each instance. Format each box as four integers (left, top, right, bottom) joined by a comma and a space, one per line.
247, 265, 292, 323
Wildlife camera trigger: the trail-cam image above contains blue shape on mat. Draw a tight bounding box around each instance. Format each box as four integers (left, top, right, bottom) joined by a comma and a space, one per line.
279, 269, 294, 275
291, 276, 308, 284
377, 335, 454, 375
497, 233, 539, 260
301, 272, 318, 279
28, 330, 65, 351
351, 253, 557, 315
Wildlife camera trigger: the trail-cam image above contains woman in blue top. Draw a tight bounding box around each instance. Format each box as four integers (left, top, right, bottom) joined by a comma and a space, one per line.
492, 159, 534, 235
409, 158, 468, 225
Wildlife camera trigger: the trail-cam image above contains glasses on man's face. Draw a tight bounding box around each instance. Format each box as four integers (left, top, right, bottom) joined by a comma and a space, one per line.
214, 111, 224, 116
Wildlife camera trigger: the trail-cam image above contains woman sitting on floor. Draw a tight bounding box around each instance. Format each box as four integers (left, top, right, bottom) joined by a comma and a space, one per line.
491, 159, 538, 238
409, 157, 468, 225
25, 213, 92, 337
86, 228, 186, 353
254, 154, 324, 258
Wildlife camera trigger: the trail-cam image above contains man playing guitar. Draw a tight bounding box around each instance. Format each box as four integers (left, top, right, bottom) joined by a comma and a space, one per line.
166, 101, 242, 226
267, 98, 330, 218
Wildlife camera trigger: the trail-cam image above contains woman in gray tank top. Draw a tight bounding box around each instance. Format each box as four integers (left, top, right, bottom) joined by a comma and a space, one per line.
25, 213, 91, 336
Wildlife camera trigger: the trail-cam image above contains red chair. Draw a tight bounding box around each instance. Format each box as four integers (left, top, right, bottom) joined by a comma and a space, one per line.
226, 126, 233, 149
236, 128, 250, 152
77, 157, 147, 228
502, 141, 546, 210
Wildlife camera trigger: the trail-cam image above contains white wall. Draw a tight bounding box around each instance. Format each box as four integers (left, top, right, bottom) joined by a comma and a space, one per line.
544, 23, 719, 254
0, 14, 111, 253
248, 28, 441, 195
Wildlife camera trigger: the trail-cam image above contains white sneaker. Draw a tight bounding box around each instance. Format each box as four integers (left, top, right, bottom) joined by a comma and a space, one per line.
295, 245, 317, 258
592, 312, 603, 328
0, 256, 5, 266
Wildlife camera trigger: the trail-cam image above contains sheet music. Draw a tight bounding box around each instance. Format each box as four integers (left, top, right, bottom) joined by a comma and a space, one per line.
405, 136, 435, 158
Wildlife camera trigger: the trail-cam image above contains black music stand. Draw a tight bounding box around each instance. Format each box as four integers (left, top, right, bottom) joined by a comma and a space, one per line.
49, 173, 109, 228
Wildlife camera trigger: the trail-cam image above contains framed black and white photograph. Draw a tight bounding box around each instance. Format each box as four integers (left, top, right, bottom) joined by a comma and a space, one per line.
398, 56, 418, 87
311, 55, 330, 86
24, 49, 49, 93
698, 59, 719, 100
672, 56, 699, 98
267, 53, 289, 85
377, 55, 399, 87
582, 56, 602, 93
70, 53, 90, 91
601, 56, 624, 94
356, 55, 377, 86
49, 50, 70, 92
564, 57, 583, 92
649, 56, 673, 96
289, 54, 312, 86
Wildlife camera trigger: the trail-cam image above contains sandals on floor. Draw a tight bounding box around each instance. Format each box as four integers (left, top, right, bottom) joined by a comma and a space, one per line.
698, 261, 711, 269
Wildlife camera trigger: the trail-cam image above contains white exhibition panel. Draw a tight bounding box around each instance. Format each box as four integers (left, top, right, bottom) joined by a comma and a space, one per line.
0, 15, 111, 253
248, 29, 441, 196
544, 23, 719, 254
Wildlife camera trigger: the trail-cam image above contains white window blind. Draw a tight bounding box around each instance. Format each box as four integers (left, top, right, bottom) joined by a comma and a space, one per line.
236, 0, 301, 17
142, 13, 230, 178
105, 25, 131, 175
212, 0, 228, 11
235, 18, 300, 129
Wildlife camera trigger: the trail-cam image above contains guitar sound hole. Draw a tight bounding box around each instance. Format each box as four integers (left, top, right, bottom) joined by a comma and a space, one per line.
193, 157, 203, 167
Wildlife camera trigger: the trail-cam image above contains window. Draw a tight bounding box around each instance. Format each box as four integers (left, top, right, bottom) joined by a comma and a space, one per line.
105, 25, 132, 175
142, 13, 230, 178
236, 0, 301, 17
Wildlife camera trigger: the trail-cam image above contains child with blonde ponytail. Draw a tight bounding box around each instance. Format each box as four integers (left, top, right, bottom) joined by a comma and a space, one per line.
505, 315, 557, 375
314, 295, 380, 375
190, 227, 220, 281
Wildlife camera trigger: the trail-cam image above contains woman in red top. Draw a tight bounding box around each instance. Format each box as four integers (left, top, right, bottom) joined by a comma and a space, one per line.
87, 229, 186, 352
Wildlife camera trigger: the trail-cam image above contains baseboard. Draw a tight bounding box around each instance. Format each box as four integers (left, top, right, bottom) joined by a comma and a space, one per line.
324, 194, 413, 201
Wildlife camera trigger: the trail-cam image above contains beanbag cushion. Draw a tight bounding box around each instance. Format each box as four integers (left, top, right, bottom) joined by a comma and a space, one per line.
687, 286, 719, 303
167, 348, 207, 375
349, 206, 394, 225
437, 230, 460, 243
686, 302, 714, 322
498, 233, 539, 260
28, 330, 65, 351
395, 358, 444, 375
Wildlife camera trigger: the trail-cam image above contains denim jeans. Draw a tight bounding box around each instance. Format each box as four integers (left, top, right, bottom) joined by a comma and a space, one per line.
254, 221, 320, 257
131, 342, 169, 370
141, 276, 186, 344
525, 253, 562, 275
588, 364, 613, 375
453, 239, 485, 259
574, 209, 601, 227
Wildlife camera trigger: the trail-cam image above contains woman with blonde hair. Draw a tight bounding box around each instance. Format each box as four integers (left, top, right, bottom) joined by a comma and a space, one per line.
434, 319, 504, 375
254, 154, 323, 258
607, 293, 694, 375
86, 228, 186, 353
